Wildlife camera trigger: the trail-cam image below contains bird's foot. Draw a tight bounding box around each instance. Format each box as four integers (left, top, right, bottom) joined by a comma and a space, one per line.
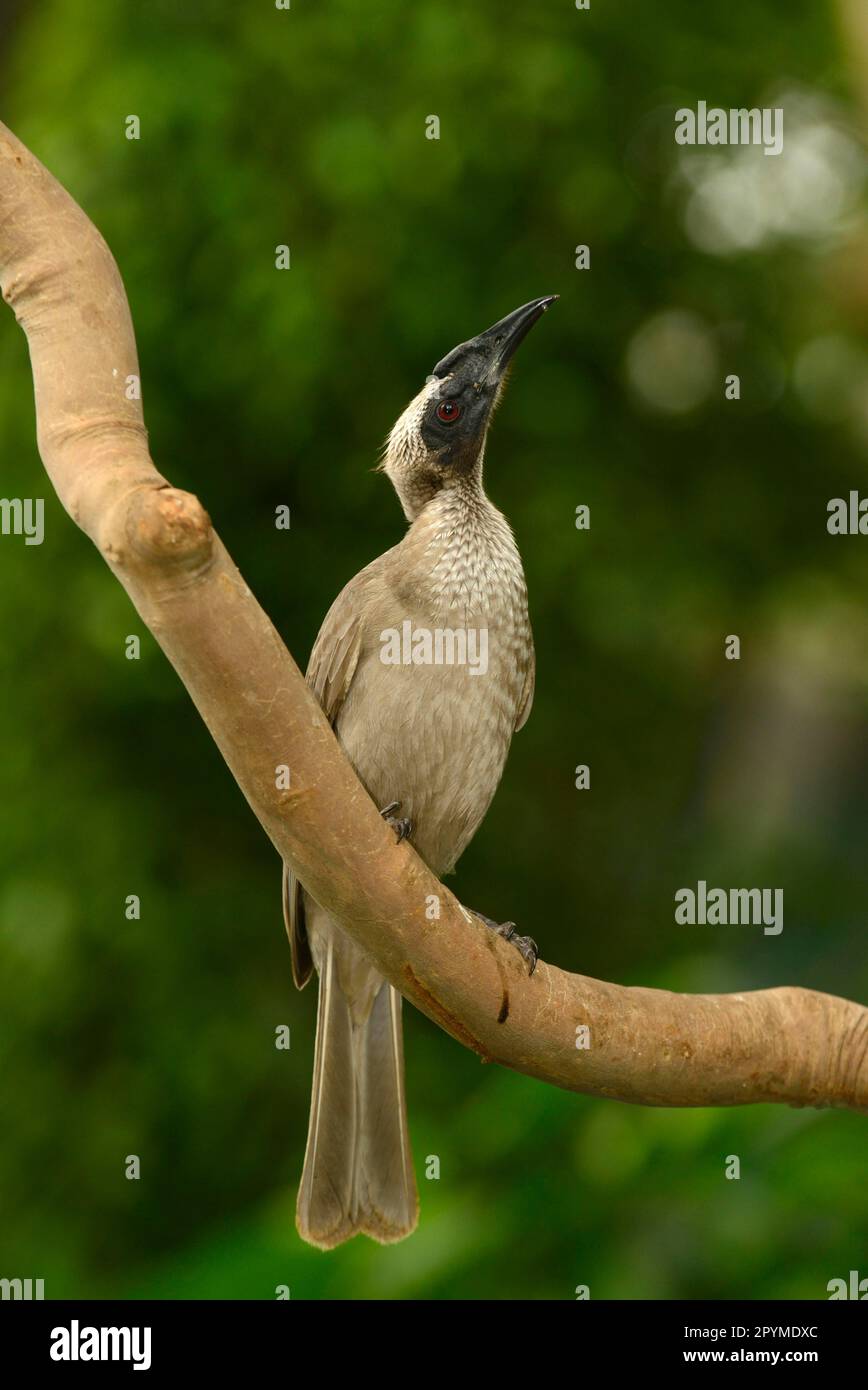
380, 800, 413, 844
474, 911, 538, 976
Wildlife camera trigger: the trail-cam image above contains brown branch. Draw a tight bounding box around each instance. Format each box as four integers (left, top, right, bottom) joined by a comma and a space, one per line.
2, 118, 867, 1113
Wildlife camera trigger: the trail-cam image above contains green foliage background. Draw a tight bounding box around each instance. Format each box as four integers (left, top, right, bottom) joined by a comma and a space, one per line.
0, 0, 866, 1299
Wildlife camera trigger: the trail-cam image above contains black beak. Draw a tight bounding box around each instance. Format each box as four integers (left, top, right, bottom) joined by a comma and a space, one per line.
431, 295, 558, 382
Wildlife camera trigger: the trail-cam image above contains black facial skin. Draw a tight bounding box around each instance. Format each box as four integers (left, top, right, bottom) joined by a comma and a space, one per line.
420, 362, 495, 471
420, 295, 557, 472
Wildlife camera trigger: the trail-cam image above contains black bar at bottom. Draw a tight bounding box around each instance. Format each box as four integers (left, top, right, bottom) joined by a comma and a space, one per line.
0, 1298, 864, 1374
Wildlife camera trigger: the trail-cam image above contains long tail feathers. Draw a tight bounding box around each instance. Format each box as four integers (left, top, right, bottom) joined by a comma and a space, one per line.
296, 942, 418, 1250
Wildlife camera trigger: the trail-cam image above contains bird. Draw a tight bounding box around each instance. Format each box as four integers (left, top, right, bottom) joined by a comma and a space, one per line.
283, 295, 557, 1249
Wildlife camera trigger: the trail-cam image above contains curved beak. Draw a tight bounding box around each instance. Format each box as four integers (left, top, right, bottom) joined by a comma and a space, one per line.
431, 295, 558, 382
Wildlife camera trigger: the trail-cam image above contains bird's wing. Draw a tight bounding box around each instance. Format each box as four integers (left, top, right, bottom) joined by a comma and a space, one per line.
283, 581, 366, 989
307, 601, 364, 725
514, 640, 535, 732
283, 860, 314, 989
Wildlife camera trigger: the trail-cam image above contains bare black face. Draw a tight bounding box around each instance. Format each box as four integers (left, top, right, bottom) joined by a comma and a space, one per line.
420, 358, 499, 471
420, 295, 557, 471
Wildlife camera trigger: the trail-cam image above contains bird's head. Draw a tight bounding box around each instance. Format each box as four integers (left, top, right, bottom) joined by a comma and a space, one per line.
382, 295, 557, 518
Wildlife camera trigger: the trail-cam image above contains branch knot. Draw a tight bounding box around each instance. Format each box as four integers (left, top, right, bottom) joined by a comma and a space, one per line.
125, 485, 214, 575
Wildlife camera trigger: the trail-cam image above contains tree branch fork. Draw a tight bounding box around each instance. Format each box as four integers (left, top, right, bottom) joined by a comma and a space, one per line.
2, 119, 866, 1114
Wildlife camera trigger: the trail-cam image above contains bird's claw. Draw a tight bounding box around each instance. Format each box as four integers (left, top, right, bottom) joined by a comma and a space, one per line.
380, 800, 413, 844
474, 911, 539, 975
495, 922, 539, 975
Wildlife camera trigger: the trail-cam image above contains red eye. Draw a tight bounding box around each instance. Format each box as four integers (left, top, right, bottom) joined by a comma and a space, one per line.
436, 400, 462, 423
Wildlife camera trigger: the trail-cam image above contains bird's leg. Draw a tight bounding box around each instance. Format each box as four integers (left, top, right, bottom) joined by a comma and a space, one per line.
472, 911, 538, 976
380, 800, 413, 844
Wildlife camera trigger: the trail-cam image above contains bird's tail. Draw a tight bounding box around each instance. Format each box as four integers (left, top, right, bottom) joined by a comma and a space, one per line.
296, 938, 418, 1249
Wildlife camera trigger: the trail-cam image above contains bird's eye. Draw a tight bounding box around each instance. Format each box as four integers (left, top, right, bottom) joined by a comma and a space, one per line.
436, 401, 462, 424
